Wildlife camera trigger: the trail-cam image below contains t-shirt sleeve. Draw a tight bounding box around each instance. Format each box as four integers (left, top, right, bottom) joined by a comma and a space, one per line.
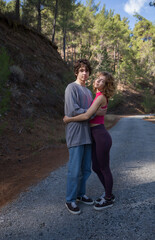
65, 85, 87, 117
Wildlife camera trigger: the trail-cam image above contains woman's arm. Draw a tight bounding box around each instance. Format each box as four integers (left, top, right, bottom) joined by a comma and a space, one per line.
63, 95, 106, 123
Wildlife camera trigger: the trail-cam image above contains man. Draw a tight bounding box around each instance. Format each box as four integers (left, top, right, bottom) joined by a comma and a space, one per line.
64, 59, 105, 214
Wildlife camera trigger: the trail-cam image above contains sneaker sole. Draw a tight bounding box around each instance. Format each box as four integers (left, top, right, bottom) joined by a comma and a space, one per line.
76, 199, 94, 205
65, 203, 81, 215
94, 203, 113, 211
95, 198, 115, 204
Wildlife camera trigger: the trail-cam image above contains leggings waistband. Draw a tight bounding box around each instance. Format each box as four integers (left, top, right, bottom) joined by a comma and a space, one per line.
91, 124, 105, 130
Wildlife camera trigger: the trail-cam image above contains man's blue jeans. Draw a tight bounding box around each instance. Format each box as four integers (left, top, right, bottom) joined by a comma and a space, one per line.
66, 144, 92, 203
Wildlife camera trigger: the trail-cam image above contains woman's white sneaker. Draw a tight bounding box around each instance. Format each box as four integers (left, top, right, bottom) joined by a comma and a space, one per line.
95, 194, 115, 204
94, 198, 113, 210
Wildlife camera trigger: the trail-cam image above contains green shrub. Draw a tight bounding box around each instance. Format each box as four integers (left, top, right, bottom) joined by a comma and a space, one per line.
108, 92, 123, 110
0, 47, 11, 115
0, 121, 8, 136
0, 90, 11, 115
142, 90, 155, 113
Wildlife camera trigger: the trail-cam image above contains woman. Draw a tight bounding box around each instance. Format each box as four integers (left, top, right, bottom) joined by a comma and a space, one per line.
63, 71, 116, 211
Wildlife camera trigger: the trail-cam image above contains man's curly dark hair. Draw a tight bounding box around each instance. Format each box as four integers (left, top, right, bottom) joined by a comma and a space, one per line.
74, 59, 92, 76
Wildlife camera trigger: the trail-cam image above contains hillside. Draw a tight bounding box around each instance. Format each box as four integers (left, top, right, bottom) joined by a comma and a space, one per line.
0, 14, 150, 208
0, 13, 73, 117
109, 83, 145, 115
0, 14, 73, 207
0, 13, 73, 162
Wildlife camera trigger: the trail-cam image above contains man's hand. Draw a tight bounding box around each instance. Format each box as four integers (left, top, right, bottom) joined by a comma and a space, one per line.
96, 107, 107, 116
63, 116, 71, 123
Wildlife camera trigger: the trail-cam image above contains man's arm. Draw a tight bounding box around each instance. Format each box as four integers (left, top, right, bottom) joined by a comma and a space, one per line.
63, 95, 107, 123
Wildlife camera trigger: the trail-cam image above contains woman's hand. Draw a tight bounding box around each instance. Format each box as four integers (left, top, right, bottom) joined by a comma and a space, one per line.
63, 116, 71, 123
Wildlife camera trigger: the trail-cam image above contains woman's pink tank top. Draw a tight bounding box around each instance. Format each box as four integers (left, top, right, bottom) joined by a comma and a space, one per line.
89, 92, 107, 125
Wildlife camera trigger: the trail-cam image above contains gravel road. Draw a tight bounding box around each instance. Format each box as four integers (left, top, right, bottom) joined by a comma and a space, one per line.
0, 115, 155, 240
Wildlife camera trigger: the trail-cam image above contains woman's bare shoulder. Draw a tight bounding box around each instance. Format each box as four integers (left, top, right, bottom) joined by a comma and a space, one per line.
97, 94, 106, 101
97, 94, 107, 105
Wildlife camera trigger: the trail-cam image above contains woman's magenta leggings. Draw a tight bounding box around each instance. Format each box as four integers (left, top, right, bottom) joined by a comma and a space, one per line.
91, 124, 113, 199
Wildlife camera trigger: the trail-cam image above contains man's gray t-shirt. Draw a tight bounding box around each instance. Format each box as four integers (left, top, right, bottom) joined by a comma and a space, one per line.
64, 82, 93, 148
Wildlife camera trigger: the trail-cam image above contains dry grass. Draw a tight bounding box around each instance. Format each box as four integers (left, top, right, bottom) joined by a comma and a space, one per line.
143, 115, 155, 123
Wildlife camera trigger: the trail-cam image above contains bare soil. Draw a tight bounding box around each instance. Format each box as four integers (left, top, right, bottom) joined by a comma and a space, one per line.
0, 117, 68, 208
0, 144, 68, 207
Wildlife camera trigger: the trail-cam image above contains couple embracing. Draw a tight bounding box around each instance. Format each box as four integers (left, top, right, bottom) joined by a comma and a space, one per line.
63, 59, 116, 214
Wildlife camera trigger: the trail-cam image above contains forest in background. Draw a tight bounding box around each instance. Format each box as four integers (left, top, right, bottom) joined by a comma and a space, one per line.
0, 0, 155, 115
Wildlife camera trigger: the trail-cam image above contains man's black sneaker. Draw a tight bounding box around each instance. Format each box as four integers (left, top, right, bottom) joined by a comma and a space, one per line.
77, 195, 94, 205
65, 202, 81, 215
95, 193, 115, 204
94, 197, 113, 210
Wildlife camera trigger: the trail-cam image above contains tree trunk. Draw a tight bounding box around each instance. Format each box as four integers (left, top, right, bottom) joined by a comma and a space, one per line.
52, 0, 58, 43
37, 0, 41, 33
63, 28, 66, 60
66, 45, 68, 62
71, 44, 74, 64
97, 36, 104, 69
117, 42, 120, 84
113, 46, 116, 73
153, 81, 155, 95
74, 45, 76, 62
88, 32, 91, 57
15, 0, 20, 21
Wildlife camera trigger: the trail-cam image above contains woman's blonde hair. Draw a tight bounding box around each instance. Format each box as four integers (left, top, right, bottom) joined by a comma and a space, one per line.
93, 71, 116, 99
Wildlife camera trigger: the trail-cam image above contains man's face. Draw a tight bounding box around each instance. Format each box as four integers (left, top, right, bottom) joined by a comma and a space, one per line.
76, 65, 90, 83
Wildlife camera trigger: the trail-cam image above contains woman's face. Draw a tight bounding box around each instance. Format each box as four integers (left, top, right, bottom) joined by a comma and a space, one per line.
94, 75, 106, 91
